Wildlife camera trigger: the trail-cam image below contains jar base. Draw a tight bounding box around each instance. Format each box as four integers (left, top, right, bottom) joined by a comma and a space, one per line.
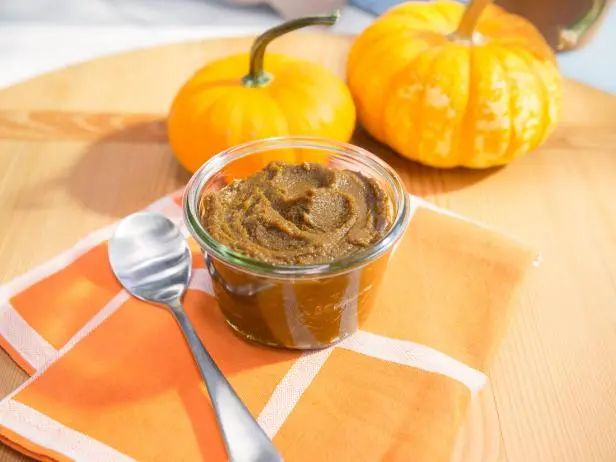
224, 319, 353, 350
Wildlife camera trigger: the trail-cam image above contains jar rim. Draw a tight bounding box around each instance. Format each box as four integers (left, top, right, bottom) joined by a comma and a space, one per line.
183, 136, 410, 278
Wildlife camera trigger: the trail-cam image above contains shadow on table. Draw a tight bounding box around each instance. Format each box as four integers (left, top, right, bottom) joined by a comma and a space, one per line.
64, 121, 498, 218
351, 128, 502, 196
66, 118, 190, 217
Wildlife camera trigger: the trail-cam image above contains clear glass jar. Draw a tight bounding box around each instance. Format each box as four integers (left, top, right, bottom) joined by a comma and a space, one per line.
183, 137, 410, 349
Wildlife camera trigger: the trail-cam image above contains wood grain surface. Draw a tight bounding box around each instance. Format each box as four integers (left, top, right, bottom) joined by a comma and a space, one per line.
0, 33, 614, 462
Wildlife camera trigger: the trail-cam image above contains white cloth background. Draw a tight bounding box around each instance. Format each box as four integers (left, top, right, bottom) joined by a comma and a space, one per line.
1, 0, 614, 92
0, 0, 371, 89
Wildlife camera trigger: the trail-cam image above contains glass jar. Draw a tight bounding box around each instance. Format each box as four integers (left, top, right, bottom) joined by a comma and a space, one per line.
183, 137, 410, 349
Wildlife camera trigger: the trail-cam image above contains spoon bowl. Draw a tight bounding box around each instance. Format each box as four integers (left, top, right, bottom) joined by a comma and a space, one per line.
109, 212, 190, 304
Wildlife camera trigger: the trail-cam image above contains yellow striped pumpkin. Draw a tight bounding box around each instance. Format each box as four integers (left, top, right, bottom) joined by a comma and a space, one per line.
347, 0, 562, 168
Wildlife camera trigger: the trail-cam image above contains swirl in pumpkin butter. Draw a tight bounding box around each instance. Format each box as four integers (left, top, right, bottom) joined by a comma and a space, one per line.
199, 162, 393, 265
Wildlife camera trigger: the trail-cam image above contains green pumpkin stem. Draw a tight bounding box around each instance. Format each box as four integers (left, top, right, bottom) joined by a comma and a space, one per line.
558, 0, 607, 51
454, 0, 493, 41
243, 11, 340, 87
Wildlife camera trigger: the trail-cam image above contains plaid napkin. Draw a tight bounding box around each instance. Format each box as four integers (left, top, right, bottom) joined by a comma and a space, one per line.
0, 191, 536, 462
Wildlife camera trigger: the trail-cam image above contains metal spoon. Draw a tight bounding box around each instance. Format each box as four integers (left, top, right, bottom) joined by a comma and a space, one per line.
108, 211, 282, 462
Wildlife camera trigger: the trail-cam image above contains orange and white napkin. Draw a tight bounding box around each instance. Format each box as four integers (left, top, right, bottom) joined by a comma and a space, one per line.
0, 192, 536, 462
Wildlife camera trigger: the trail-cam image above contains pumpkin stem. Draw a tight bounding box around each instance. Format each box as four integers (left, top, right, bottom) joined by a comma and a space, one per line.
557, 0, 607, 51
243, 11, 340, 87
454, 0, 493, 41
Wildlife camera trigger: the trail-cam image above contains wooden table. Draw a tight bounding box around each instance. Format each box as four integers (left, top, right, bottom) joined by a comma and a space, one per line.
0, 34, 615, 461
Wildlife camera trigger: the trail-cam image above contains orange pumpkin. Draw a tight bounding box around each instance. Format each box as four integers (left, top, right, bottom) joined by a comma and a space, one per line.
168, 13, 356, 173
347, 0, 562, 168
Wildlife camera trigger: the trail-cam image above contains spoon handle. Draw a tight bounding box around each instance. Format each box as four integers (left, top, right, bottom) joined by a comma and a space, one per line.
168, 299, 283, 462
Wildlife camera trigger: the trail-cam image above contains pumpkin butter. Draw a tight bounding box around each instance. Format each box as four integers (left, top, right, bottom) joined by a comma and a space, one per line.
199, 162, 393, 265
186, 140, 409, 350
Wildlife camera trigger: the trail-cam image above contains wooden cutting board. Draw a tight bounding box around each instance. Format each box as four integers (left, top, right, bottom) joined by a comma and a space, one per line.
0, 33, 615, 462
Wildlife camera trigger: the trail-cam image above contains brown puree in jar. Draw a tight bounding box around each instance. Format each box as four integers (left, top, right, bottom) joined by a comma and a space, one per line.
199, 162, 393, 265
